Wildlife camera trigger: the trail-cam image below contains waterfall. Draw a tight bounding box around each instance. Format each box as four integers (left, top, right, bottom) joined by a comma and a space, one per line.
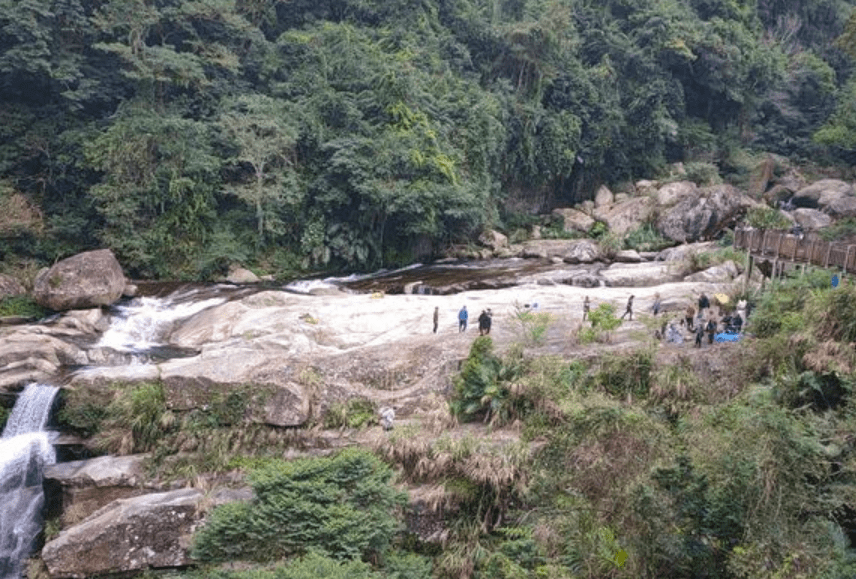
96, 294, 226, 353
0, 384, 59, 579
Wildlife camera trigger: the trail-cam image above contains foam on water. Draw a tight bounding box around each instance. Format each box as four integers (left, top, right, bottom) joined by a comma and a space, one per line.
0, 385, 58, 579
97, 295, 226, 352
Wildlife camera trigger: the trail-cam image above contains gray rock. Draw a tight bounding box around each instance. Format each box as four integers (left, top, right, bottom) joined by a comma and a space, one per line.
599, 262, 685, 287
656, 181, 698, 207
552, 207, 595, 234
614, 249, 642, 263
478, 229, 508, 252
656, 184, 753, 243
596, 196, 654, 236
655, 241, 717, 262
0, 331, 87, 392
791, 179, 854, 209
226, 265, 260, 284
42, 488, 203, 578
521, 239, 600, 262
594, 185, 614, 208
792, 208, 832, 230
683, 261, 740, 283
44, 455, 153, 526
32, 249, 126, 311
563, 239, 602, 264
0, 274, 25, 299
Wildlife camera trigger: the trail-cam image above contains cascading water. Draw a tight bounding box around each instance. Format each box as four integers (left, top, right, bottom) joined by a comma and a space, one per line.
0, 384, 59, 579
97, 294, 227, 354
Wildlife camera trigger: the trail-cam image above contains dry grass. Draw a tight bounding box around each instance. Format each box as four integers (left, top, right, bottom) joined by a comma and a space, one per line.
802, 338, 856, 374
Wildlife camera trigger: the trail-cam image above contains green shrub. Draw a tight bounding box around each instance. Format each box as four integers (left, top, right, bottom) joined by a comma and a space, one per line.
591, 350, 654, 400
581, 303, 621, 343
323, 398, 377, 429
57, 384, 112, 437
0, 295, 49, 318
623, 224, 673, 252
511, 303, 552, 346
682, 161, 723, 186
181, 551, 383, 579
744, 205, 791, 230
587, 221, 608, 239
192, 448, 406, 563
0, 406, 9, 432
817, 217, 856, 242
92, 382, 174, 454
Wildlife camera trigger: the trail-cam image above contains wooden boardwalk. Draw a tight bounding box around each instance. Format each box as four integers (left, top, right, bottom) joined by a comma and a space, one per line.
733, 228, 856, 275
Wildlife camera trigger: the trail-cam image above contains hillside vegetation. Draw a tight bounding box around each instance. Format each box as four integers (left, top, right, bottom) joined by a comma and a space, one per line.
2, 0, 856, 279
39, 270, 856, 579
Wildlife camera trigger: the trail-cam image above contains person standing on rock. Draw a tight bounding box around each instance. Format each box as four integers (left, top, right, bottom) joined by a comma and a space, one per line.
620, 295, 634, 321
695, 321, 705, 348
582, 295, 591, 322
478, 309, 491, 335
652, 293, 662, 316
699, 292, 710, 317
458, 305, 468, 332
706, 316, 717, 345
433, 306, 439, 333
685, 305, 696, 331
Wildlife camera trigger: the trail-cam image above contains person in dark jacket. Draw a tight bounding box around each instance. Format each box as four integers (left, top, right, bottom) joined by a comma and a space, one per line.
699, 292, 710, 316
478, 309, 492, 335
620, 295, 634, 321
433, 306, 439, 333
706, 317, 717, 344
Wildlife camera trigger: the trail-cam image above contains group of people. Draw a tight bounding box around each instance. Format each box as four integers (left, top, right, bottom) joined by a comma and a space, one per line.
433, 305, 492, 335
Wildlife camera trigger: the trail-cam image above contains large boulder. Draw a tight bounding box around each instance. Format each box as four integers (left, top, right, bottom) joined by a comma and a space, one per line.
656, 181, 698, 207
563, 239, 603, 264
595, 196, 654, 236
790, 179, 854, 210
32, 250, 126, 311
479, 229, 509, 252
552, 207, 595, 234
43, 455, 152, 527
159, 349, 311, 427
521, 239, 601, 262
0, 330, 88, 392
42, 489, 202, 578
594, 185, 614, 208
683, 261, 741, 283
599, 262, 685, 287
656, 184, 754, 243
792, 208, 832, 230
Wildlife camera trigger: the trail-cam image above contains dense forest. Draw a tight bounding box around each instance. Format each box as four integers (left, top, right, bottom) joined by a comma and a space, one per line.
2, 0, 856, 279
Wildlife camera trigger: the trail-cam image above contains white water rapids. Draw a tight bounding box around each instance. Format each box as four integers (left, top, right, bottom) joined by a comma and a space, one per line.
0, 384, 58, 579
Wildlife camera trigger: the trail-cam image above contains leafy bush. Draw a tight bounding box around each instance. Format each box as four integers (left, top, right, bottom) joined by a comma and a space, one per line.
0, 295, 49, 318
0, 405, 9, 432
57, 385, 112, 438
682, 162, 723, 186
92, 382, 175, 454
818, 217, 856, 241
580, 303, 621, 343
511, 302, 552, 346
591, 350, 654, 400
192, 448, 406, 563
323, 398, 377, 429
623, 224, 673, 252
181, 551, 383, 579
449, 337, 526, 425
744, 205, 791, 230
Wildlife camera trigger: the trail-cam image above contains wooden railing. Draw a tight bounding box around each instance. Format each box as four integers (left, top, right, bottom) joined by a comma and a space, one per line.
734, 228, 856, 273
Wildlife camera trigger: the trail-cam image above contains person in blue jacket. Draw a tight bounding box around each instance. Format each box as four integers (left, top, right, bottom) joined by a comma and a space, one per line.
458, 305, 468, 332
